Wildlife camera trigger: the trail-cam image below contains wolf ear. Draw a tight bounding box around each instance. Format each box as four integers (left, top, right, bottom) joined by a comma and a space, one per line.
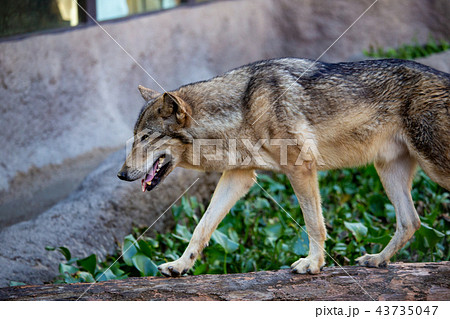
160, 92, 192, 127
138, 85, 160, 101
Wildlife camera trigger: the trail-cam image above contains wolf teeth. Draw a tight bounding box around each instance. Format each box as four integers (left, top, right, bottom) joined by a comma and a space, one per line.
159, 158, 164, 163
147, 181, 152, 186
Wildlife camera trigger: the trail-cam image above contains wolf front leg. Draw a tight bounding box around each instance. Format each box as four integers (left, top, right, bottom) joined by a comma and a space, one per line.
287, 165, 327, 274
157, 169, 256, 277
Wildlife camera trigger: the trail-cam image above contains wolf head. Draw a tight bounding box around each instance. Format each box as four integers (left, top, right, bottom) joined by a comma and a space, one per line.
117, 85, 193, 192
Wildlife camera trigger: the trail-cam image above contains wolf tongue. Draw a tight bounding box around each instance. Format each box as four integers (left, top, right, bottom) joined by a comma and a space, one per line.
144, 160, 159, 183
144, 172, 155, 183
141, 159, 161, 192
141, 171, 155, 192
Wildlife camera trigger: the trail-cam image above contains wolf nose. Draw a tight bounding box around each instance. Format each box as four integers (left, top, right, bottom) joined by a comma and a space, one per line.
117, 170, 129, 181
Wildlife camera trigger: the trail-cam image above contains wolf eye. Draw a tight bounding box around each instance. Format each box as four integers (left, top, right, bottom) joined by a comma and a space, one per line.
140, 134, 149, 142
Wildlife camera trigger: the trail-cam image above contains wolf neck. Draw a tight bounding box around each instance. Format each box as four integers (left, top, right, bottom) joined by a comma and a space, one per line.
175, 75, 249, 140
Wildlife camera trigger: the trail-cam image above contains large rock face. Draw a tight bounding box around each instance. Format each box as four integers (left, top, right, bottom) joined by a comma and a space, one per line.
0, 0, 449, 287
417, 51, 450, 73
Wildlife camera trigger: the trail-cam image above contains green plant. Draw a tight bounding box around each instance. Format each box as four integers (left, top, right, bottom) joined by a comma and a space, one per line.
363, 36, 449, 59
47, 166, 449, 284
44, 246, 127, 283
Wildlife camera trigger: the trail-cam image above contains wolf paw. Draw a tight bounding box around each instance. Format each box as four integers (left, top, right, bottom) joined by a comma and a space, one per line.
157, 259, 191, 277
291, 257, 324, 275
356, 254, 388, 268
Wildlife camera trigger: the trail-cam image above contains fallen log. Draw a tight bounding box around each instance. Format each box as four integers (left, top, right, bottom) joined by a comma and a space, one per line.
1, 262, 449, 301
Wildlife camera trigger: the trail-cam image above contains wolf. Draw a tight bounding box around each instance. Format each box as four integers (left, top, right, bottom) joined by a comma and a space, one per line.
118, 58, 449, 277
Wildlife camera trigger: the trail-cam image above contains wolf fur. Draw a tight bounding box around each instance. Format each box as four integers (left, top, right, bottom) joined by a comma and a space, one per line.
118, 58, 450, 277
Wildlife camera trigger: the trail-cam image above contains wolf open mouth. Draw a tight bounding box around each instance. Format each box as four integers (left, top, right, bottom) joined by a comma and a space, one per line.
141, 155, 171, 192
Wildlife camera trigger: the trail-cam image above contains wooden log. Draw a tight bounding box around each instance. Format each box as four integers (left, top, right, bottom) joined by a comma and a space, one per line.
1, 262, 449, 301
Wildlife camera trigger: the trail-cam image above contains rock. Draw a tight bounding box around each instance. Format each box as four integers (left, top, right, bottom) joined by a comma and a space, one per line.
0, 148, 113, 228
0, 150, 219, 287
417, 51, 450, 73
1, 262, 448, 301
272, 0, 450, 62
349, 47, 450, 72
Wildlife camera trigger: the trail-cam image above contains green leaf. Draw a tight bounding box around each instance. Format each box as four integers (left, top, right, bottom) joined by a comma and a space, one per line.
132, 253, 158, 276
63, 276, 79, 284
264, 223, 283, 241
293, 229, 309, 256
45, 246, 56, 251
181, 197, 195, 218
211, 229, 239, 254
384, 204, 396, 221
254, 197, 271, 210
109, 262, 126, 277
366, 234, 391, 246
193, 263, 207, 275
344, 221, 368, 242
76, 254, 97, 275
77, 271, 95, 283
57, 247, 72, 261
228, 228, 240, 243
332, 242, 348, 254
416, 222, 445, 249
164, 252, 180, 261
122, 234, 139, 266
146, 237, 159, 249
368, 194, 386, 216
267, 180, 286, 193
137, 239, 154, 258
173, 224, 192, 242
59, 263, 79, 275
96, 269, 117, 282
9, 281, 27, 286
366, 234, 392, 246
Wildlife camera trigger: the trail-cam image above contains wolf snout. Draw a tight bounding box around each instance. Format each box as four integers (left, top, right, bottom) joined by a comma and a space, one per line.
117, 166, 142, 181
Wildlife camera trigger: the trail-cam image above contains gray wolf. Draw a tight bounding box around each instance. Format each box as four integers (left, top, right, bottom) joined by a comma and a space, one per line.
118, 58, 450, 277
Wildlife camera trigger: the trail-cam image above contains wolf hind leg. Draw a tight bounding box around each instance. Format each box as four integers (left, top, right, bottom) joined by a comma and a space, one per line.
356, 151, 420, 268
157, 169, 255, 277
416, 159, 450, 191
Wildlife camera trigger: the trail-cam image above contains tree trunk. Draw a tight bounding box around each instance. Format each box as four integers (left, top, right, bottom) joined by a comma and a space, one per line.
1, 262, 449, 301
